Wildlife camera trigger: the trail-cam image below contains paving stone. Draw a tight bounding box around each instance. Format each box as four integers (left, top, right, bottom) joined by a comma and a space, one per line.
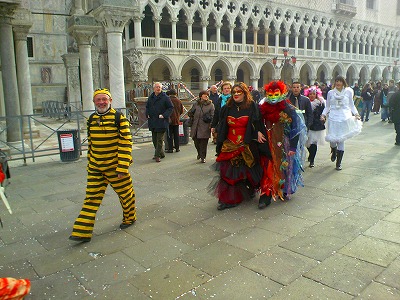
0, 258, 39, 280
364, 220, 400, 244
131, 260, 211, 300
331, 205, 388, 230
181, 241, 254, 276
182, 265, 283, 299
81, 279, 151, 299
29, 245, 94, 277
384, 208, 400, 223
376, 257, 400, 290
70, 251, 146, 292
169, 222, 231, 249
254, 213, 317, 237
242, 246, 318, 285
29, 270, 90, 299
164, 205, 215, 226
339, 235, 400, 267
122, 234, 193, 268
0, 237, 48, 265
222, 227, 288, 254
354, 281, 400, 300
268, 277, 353, 300
304, 253, 384, 295
357, 190, 400, 212
125, 217, 182, 241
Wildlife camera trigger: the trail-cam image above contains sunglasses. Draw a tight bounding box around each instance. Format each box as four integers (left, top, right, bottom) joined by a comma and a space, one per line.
233, 90, 244, 95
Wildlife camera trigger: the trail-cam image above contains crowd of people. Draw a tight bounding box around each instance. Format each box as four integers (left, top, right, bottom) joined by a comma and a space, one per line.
66, 76, 400, 243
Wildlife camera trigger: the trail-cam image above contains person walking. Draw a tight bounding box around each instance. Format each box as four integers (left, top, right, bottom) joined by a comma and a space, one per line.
360, 82, 374, 122
213, 82, 271, 210
208, 85, 220, 144
189, 91, 215, 163
69, 88, 136, 243
389, 81, 400, 146
288, 81, 313, 130
165, 89, 184, 153
211, 81, 232, 147
259, 80, 307, 201
146, 82, 173, 162
303, 86, 326, 168
320, 76, 362, 170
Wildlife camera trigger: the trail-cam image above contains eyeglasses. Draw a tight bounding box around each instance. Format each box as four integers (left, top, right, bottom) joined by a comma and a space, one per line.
233, 90, 244, 95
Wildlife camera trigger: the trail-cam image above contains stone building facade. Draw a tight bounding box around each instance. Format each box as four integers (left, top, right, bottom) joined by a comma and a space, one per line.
1, 0, 400, 142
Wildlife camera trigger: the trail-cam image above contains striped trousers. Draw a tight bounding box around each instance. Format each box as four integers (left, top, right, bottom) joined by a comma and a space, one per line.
71, 169, 136, 238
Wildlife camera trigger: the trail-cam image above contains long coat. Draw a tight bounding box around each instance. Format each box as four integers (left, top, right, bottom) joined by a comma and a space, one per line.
189, 99, 215, 139
390, 91, 400, 124
146, 91, 173, 132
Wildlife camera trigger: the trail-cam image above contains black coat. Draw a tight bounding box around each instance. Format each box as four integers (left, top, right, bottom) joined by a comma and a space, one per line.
389, 91, 400, 124
288, 94, 313, 129
146, 92, 173, 132
310, 103, 326, 131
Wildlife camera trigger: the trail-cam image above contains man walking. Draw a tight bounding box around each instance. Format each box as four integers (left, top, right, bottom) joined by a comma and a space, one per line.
69, 88, 136, 242
146, 82, 173, 162
288, 81, 313, 129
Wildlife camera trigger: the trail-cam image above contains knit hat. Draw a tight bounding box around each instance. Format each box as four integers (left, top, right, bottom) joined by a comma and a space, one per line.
93, 88, 112, 98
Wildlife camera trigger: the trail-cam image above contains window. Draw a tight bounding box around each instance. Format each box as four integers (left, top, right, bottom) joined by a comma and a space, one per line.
27, 37, 34, 57
366, 0, 375, 9
190, 68, 199, 90
214, 69, 223, 82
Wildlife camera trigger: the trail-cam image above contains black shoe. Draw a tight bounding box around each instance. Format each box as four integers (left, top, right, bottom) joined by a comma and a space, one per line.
175, 149, 180, 152
309, 162, 315, 168
69, 235, 91, 243
258, 194, 272, 209
335, 165, 342, 171
119, 220, 136, 229
217, 203, 236, 211
166, 150, 173, 153
365, 119, 369, 122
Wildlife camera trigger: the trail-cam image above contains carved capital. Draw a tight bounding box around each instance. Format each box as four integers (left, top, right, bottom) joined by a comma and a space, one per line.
0, 3, 19, 20
152, 16, 162, 23
12, 24, 31, 41
201, 76, 211, 81
94, 6, 135, 33
125, 48, 146, 82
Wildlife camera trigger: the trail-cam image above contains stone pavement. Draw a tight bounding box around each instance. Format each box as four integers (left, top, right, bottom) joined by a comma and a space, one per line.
1, 114, 400, 299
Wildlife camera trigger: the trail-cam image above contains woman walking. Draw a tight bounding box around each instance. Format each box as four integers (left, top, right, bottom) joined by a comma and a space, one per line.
213, 82, 271, 210
188, 91, 215, 163
303, 86, 326, 168
321, 76, 362, 170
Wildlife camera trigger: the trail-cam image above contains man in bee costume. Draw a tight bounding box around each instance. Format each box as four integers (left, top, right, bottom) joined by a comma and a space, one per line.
69, 88, 136, 242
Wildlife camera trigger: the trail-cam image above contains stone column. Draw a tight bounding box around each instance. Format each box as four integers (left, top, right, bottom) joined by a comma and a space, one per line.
0, 4, 22, 144
186, 19, 193, 50
303, 34, 308, 51
153, 16, 161, 49
62, 53, 82, 111
264, 28, 270, 54
72, 0, 84, 15
250, 76, 259, 90
12, 8, 36, 132
171, 17, 177, 49
216, 22, 221, 52
241, 26, 247, 51
312, 33, 317, 56
294, 33, 299, 56
68, 15, 101, 113
274, 30, 279, 54
253, 27, 258, 53
201, 76, 210, 91
229, 24, 234, 52
201, 20, 208, 51
91, 46, 100, 89
285, 30, 289, 48
227, 75, 236, 85
133, 14, 143, 48
94, 5, 135, 109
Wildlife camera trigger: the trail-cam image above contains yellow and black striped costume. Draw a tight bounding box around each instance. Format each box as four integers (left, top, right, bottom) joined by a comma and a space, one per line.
71, 108, 136, 238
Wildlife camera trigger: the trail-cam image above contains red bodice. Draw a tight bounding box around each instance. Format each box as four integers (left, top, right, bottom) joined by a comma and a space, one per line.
226, 116, 249, 144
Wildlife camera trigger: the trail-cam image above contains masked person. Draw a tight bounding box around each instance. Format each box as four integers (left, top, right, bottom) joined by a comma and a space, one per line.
259, 81, 307, 201
69, 88, 136, 242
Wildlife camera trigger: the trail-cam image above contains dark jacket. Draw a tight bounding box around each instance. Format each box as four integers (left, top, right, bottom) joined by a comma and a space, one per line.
211, 94, 230, 129
389, 91, 400, 124
288, 93, 313, 129
361, 88, 374, 102
146, 91, 173, 132
209, 92, 220, 107
169, 95, 184, 126
310, 102, 326, 131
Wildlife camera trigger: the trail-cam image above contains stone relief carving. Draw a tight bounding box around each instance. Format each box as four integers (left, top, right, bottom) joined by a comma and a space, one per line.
126, 49, 145, 82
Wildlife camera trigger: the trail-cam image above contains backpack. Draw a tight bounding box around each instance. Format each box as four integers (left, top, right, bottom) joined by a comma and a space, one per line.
87, 110, 122, 133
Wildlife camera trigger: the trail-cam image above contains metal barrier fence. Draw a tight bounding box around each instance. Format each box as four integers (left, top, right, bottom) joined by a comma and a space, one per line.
0, 105, 150, 164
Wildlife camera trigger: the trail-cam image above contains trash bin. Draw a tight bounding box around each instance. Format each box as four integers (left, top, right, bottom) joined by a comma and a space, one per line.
179, 118, 190, 145
57, 129, 80, 162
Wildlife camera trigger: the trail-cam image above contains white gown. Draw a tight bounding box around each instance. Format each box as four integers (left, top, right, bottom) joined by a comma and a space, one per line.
322, 87, 362, 143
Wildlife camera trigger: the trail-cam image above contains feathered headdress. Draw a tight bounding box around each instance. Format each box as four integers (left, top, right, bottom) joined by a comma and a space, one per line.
303, 86, 322, 99
263, 81, 288, 104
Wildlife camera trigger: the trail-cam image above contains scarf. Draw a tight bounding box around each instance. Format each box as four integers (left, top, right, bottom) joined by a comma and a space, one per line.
220, 94, 231, 107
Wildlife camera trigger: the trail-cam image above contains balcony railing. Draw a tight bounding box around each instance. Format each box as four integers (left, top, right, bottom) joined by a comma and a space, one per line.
127, 37, 393, 65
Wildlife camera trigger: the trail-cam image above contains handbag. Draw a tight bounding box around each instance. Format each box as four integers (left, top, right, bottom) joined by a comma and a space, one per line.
187, 107, 196, 127
200, 106, 212, 123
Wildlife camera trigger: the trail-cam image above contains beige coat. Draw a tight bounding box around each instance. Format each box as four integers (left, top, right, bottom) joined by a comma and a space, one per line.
189, 99, 215, 139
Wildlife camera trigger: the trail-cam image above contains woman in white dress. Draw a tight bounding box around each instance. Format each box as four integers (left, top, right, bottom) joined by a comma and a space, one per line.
320, 76, 362, 170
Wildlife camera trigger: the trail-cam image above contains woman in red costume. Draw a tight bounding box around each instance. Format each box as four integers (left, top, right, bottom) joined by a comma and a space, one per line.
259, 81, 307, 201
213, 82, 271, 210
